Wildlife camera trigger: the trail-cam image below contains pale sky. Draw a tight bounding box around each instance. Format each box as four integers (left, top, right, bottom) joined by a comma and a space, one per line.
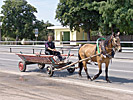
0, 0, 60, 25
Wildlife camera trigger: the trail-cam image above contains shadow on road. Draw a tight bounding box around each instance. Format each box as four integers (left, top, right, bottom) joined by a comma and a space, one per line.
26, 68, 78, 77
96, 76, 133, 84
26, 68, 133, 84
53, 71, 79, 77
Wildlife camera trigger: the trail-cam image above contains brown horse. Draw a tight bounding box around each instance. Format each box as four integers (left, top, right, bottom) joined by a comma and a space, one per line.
78, 32, 122, 83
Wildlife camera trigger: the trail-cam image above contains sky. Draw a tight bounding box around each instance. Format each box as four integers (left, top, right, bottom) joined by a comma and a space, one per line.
0, 0, 60, 25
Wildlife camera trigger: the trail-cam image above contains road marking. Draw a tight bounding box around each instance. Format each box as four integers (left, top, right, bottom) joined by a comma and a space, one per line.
112, 59, 133, 62
0, 70, 36, 76
44, 77, 133, 95
0, 58, 19, 62
0, 69, 133, 95
0, 52, 15, 55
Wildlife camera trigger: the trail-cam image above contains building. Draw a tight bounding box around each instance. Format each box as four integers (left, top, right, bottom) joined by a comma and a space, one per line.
47, 26, 87, 45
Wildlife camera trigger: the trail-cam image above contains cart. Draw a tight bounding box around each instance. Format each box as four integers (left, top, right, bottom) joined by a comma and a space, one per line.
16, 52, 75, 77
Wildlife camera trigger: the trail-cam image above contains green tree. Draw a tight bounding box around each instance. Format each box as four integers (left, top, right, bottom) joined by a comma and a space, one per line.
99, 0, 133, 35
35, 20, 54, 41
0, 0, 37, 40
56, 0, 106, 40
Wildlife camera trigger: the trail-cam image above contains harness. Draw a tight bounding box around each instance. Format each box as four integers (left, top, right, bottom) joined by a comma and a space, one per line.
96, 38, 106, 54
95, 37, 115, 58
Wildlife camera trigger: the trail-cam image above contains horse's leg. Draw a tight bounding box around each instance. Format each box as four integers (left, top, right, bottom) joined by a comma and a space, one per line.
105, 61, 111, 83
93, 62, 102, 80
78, 62, 83, 77
82, 61, 92, 80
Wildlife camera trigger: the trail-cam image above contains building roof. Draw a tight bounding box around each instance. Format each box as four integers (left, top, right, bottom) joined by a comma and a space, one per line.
47, 25, 69, 30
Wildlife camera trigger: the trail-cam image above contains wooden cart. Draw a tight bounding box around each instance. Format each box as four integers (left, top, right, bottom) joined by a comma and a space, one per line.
16, 53, 75, 77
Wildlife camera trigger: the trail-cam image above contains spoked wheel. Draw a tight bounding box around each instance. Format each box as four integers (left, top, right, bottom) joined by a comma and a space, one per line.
67, 62, 75, 73
46, 66, 54, 77
18, 61, 26, 72
38, 64, 45, 69
67, 68, 75, 73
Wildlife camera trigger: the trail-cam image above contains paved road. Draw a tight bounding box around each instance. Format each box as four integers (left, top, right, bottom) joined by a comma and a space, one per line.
0, 50, 133, 100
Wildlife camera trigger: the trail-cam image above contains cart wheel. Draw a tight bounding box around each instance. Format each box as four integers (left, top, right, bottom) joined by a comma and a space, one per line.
46, 66, 54, 77
67, 62, 75, 73
18, 61, 26, 72
67, 68, 75, 73
38, 64, 45, 69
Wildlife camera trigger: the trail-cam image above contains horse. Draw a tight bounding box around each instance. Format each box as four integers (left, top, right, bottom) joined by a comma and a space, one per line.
78, 32, 122, 83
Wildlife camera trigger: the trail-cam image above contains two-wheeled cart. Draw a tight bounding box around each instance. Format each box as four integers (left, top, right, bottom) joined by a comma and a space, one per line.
16, 53, 75, 77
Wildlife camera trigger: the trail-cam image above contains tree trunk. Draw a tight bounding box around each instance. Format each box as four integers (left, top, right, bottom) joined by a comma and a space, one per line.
15, 35, 19, 45
111, 26, 114, 33
87, 30, 90, 41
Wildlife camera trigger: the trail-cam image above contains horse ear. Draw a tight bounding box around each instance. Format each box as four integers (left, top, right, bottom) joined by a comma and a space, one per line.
111, 32, 115, 37
116, 32, 120, 36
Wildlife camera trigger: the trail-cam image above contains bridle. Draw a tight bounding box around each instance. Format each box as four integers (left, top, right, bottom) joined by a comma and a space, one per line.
106, 36, 120, 50
101, 36, 120, 57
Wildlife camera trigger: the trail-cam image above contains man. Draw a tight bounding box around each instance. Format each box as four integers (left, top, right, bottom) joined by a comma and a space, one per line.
45, 35, 63, 61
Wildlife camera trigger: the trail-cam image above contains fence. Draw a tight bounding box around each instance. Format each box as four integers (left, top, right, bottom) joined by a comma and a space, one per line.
0, 41, 133, 54
0, 40, 133, 45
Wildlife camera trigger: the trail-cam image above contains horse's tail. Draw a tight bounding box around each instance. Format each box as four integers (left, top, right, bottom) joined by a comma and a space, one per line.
78, 51, 83, 76
78, 45, 83, 67
78, 52, 83, 68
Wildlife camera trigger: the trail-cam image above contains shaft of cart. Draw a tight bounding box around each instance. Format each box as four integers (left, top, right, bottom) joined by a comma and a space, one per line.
53, 53, 101, 72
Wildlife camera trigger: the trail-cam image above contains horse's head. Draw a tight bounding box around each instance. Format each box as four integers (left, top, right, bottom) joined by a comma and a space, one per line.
112, 32, 122, 52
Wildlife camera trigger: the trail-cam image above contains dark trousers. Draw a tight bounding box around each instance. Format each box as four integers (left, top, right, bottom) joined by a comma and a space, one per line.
45, 51, 62, 61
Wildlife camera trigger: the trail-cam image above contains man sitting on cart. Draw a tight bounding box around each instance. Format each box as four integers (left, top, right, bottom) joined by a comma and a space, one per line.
45, 35, 64, 61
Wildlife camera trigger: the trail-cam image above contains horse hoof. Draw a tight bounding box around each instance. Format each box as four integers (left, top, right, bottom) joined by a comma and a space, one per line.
106, 79, 112, 83
87, 76, 92, 81
79, 75, 82, 77
92, 75, 98, 80
79, 73, 82, 77
107, 80, 112, 83
88, 78, 92, 81
92, 77, 96, 81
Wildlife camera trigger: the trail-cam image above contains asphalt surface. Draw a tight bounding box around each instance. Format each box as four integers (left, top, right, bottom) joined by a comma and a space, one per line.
0, 48, 133, 100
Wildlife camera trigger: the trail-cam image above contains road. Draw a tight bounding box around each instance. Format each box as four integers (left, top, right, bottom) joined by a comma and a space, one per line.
0, 49, 133, 100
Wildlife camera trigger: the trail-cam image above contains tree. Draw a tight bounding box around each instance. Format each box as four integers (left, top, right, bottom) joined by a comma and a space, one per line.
0, 0, 37, 40
56, 0, 106, 40
35, 20, 54, 41
56, 0, 133, 37
99, 0, 133, 35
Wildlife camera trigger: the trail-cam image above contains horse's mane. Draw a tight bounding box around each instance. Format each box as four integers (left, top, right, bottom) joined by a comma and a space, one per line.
104, 35, 112, 47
